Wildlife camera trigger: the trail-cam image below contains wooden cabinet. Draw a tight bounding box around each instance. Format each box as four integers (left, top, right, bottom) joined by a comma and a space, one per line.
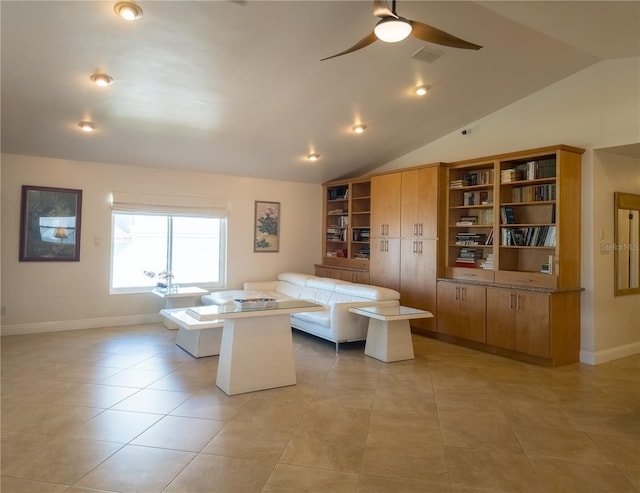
436, 281, 486, 343
401, 238, 437, 331
315, 264, 370, 284
486, 286, 580, 364
486, 287, 549, 356
371, 173, 401, 238
370, 165, 444, 329
401, 167, 440, 239
321, 178, 371, 273
369, 237, 401, 291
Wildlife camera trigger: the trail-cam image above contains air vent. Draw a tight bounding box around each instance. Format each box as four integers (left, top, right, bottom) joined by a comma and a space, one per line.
410, 47, 445, 63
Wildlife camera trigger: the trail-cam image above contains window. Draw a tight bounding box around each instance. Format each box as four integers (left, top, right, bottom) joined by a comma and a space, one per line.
110, 192, 228, 293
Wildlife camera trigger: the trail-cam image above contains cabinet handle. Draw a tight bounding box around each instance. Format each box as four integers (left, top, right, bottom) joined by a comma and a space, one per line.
455, 286, 459, 301
516, 294, 522, 310
379, 240, 385, 252
419, 223, 423, 237
385, 224, 389, 236
380, 225, 384, 236
385, 240, 389, 252
418, 241, 423, 254
412, 241, 417, 254
460, 273, 478, 278
509, 293, 514, 309
515, 278, 533, 283
460, 287, 466, 301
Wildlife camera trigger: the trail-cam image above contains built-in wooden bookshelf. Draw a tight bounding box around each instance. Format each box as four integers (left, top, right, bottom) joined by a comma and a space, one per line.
444, 145, 583, 290
321, 178, 371, 273
439, 145, 584, 366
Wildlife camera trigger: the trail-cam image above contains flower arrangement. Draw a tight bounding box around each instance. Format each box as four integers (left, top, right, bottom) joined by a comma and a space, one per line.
257, 206, 278, 236
144, 270, 174, 289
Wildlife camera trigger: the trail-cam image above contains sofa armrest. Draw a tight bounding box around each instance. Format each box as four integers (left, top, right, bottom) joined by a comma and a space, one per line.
243, 280, 279, 291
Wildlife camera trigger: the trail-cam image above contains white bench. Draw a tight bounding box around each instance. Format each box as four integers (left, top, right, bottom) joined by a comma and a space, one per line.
160, 308, 223, 357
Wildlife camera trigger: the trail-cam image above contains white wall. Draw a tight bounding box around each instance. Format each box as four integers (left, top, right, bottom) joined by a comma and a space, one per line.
374, 57, 640, 364
589, 150, 640, 362
0, 154, 321, 334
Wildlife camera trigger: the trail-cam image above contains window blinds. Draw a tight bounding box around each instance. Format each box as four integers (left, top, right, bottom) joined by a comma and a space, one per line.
110, 192, 230, 218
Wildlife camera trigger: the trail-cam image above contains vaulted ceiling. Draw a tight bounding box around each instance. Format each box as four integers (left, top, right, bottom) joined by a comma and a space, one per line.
2, 1, 638, 183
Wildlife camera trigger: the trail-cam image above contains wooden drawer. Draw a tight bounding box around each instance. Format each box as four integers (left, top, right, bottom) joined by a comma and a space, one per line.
446, 267, 495, 283
495, 270, 557, 289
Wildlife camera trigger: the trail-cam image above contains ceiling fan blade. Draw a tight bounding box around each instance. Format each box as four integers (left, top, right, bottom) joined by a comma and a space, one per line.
320, 31, 378, 61
408, 20, 482, 50
373, 0, 396, 19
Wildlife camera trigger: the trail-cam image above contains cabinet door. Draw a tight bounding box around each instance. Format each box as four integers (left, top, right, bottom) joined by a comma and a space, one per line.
486, 287, 516, 350
341, 270, 370, 284
515, 291, 550, 357
401, 239, 437, 331
401, 167, 439, 239
436, 282, 461, 337
369, 238, 401, 291
371, 173, 401, 238
457, 284, 486, 343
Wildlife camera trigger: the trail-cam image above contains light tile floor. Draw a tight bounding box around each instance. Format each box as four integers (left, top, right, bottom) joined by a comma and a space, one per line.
1, 324, 638, 492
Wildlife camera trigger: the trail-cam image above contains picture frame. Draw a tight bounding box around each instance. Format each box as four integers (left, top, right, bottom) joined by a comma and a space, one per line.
19, 185, 82, 261
254, 200, 280, 252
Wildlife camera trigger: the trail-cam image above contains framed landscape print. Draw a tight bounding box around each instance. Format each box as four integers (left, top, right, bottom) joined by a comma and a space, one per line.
19, 185, 82, 261
254, 200, 280, 252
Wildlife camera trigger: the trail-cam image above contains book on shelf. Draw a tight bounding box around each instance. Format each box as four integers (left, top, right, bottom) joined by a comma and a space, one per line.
485, 229, 494, 245
478, 253, 494, 270
501, 226, 556, 247
463, 190, 493, 206
500, 206, 517, 224
462, 169, 493, 186
455, 258, 478, 268
511, 183, 556, 202
450, 179, 468, 188
455, 215, 478, 226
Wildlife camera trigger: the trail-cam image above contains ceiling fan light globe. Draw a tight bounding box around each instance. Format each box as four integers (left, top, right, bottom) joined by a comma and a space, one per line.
374, 17, 412, 43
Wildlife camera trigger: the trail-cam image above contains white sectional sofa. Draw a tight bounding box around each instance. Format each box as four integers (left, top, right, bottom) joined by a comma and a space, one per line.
201, 272, 401, 351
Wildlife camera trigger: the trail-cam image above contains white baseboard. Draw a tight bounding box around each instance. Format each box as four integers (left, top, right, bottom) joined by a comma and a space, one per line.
580, 341, 640, 365
0, 314, 161, 336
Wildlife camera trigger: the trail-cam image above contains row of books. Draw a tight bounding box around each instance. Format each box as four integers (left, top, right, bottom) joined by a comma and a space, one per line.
501, 226, 556, 247
455, 210, 493, 226
478, 253, 494, 270
450, 169, 494, 188
455, 232, 487, 246
462, 190, 493, 206
500, 159, 556, 183
327, 187, 348, 200
500, 206, 517, 224
511, 183, 556, 202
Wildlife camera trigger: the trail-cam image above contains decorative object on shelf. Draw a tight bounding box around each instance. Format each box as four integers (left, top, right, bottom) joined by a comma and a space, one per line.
144, 270, 174, 290
19, 185, 82, 261
254, 200, 280, 252
233, 298, 277, 309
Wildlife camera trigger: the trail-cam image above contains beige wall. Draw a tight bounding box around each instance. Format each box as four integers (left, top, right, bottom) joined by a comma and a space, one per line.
1, 154, 321, 334
590, 151, 640, 360
374, 57, 640, 363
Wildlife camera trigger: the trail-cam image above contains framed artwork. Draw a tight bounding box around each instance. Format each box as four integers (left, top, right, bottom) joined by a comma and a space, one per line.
254, 200, 280, 252
19, 185, 82, 261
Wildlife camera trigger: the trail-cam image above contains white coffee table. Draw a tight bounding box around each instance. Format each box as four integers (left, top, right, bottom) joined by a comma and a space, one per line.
348, 305, 433, 362
160, 308, 223, 358
153, 287, 209, 329
187, 300, 324, 395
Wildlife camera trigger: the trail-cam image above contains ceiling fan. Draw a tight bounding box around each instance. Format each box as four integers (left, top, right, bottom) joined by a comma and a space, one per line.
321, 0, 481, 61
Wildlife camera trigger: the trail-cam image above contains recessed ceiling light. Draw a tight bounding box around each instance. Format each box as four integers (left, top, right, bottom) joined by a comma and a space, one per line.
90, 73, 114, 87
415, 85, 428, 96
114, 2, 143, 21
307, 153, 320, 161
78, 121, 96, 132
352, 124, 367, 134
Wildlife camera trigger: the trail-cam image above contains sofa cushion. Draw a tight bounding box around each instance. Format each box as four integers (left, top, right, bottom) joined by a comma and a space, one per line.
333, 283, 400, 301
291, 310, 331, 328
278, 272, 316, 287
